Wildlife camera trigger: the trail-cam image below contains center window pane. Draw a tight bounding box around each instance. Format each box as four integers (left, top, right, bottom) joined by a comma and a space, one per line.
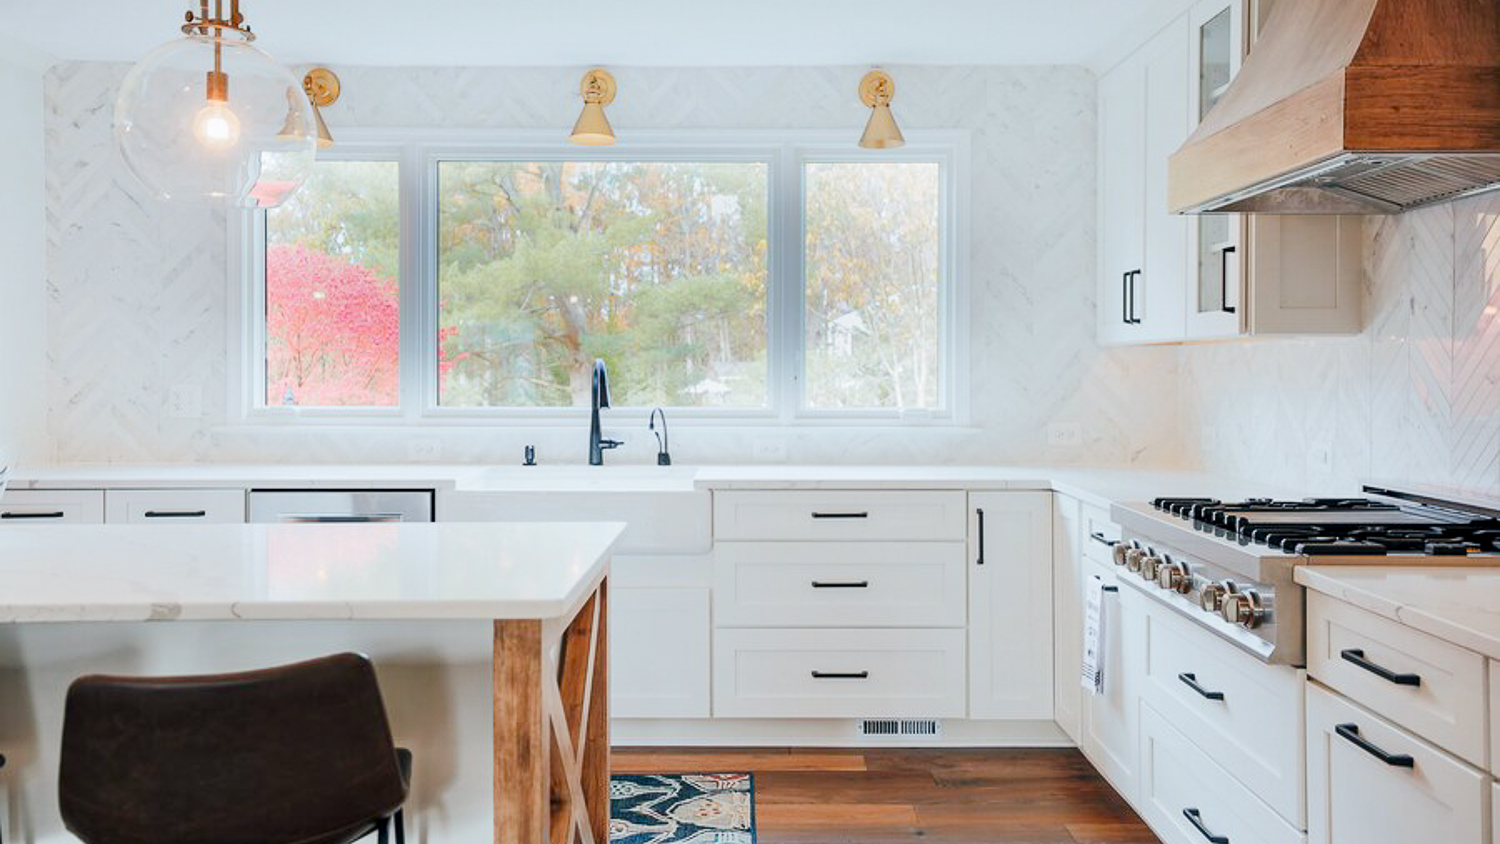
436, 161, 770, 408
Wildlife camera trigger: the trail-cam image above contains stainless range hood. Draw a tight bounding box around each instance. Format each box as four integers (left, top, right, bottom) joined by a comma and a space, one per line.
1169, 0, 1500, 214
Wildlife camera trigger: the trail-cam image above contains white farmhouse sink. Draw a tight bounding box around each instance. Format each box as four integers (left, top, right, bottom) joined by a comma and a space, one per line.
444, 465, 709, 554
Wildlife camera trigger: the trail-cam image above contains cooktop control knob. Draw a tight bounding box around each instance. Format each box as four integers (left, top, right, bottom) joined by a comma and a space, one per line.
1199, 580, 1234, 612
1157, 561, 1192, 594
1139, 554, 1163, 581
1221, 589, 1266, 629
1112, 542, 1130, 567
1124, 548, 1145, 572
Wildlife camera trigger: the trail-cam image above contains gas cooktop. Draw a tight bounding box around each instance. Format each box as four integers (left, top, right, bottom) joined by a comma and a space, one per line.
1152, 495, 1500, 557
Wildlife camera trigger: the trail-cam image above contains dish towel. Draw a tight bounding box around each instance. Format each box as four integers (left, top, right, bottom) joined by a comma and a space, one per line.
1081, 575, 1109, 695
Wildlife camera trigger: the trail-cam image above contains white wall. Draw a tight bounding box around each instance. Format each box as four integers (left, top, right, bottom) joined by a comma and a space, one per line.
0, 39, 50, 470
1181, 193, 1500, 497
42, 63, 1183, 467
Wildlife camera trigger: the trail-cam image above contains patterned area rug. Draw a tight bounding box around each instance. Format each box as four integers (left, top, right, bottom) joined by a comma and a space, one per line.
610, 773, 756, 843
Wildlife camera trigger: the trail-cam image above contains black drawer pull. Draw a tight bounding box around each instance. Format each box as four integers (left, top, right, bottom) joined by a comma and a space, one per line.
1182, 808, 1228, 844
811, 512, 868, 520
1089, 531, 1119, 547
1219, 245, 1238, 314
811, 671, 869, 680
1336, 723, 1414, 768
1101, 585, 1119, 593
1178, 672, 1225, 701
811, 581, 869, 589
144, 510, 208, 519
1, 511, 66, 520
975, 507, 985, 565
1340, 649, 1421, 687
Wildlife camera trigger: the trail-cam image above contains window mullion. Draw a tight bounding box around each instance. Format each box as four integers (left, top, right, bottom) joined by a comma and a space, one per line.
398, 143, 427, 421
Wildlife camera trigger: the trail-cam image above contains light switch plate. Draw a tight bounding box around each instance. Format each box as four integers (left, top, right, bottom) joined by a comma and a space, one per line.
752, 436, 788, 462
407, 438, 443, 462
167, 383, 203, 419
1046, 422, 1082, 447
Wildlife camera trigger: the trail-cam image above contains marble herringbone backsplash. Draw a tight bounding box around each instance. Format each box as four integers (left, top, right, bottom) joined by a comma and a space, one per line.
1180, 193, 1500, 497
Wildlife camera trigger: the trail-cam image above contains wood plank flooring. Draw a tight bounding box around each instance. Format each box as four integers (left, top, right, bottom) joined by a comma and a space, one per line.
613, 747, 1159, 843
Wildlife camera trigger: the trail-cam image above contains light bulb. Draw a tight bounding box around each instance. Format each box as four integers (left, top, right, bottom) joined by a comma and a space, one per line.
191, 99, 241, 150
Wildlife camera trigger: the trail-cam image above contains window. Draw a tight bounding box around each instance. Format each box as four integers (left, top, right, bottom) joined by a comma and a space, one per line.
242, 132, 964, 423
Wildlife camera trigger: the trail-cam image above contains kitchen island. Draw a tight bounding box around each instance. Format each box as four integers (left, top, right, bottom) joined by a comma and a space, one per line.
0, 521, 623, 844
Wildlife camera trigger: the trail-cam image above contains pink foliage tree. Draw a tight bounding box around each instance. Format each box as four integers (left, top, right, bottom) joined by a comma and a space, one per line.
266, 244, 400, 406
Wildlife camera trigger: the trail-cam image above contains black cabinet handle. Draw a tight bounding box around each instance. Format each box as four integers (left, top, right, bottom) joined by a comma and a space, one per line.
1219, 245, 1237, 314
811, 581, 869, 589
1340, 649, 1421, 687
1182, 808, 1229, 844
1178, 672, 1226, 701
1, 511, 66, 520
1122, 271, 1131, 324
1089, 531, 1119, 547
811, 511, 868, 520
1336, 722, 1414, 768
1101, 585, 1119, 593
1125, 270, 1143, 324
811, 671, 869, 680
143, 510, 208, 519
975, 507, 985, 565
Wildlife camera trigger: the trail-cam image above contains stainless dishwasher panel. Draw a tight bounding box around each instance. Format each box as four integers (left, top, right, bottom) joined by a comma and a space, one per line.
246, 490, 434, 523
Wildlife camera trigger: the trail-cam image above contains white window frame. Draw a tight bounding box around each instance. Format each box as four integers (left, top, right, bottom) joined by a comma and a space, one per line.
227, 128, 970, 427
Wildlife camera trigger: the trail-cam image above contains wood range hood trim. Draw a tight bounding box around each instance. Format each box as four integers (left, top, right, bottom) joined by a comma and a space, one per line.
1168, 0, 1500, 214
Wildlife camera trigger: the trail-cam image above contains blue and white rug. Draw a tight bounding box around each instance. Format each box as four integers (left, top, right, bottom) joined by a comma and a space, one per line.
610, 773, 756, 844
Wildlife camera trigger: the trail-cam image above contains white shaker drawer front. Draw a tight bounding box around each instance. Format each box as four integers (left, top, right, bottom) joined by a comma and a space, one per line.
1081, 502, 1122, 566
0, 490, 105, 525
1307, 592, 1486, 767
1141, 600, 1306, 825
713, 491, 967, 542
1139, 704, 1304, 844
105, 489, 247, 524
713, 541, 966, 628
1307, 682, 1486, 844
712, 628, 965, 719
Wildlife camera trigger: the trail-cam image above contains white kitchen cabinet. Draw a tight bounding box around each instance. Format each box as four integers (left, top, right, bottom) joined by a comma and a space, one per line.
0, 489, 104, 524
1080, 558, 1144, 802
967, 492, 1054, 720
104, 488, 247, 524
1097, 17, 1189, 345
1307, 682, 1487, 844
612, 587, 711, 719
1053, 494, 1083, 743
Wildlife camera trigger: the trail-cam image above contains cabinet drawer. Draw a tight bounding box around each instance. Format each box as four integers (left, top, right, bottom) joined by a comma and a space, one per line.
1139, 703, 1304, 844
713, 541, 965, 628
1141, 599, 1305, 825
0, 489, 104, 524
712, 628, 965, 719
1307, 591, 1486, 766
713, 491, 966, 542
1081, 502, 1122, 565
105, 489, 247, 524
1307, 682, 1486, 844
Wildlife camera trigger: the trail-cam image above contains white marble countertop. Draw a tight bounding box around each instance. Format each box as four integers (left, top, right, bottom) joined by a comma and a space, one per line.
1297, 566, 1500, 661
0, 522, 623, 623
5, 462, 1324, 509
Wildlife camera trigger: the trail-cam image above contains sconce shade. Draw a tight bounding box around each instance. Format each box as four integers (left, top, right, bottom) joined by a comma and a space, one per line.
310, 103, 334, 149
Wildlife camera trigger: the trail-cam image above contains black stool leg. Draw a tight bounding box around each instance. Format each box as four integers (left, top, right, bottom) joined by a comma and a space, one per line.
377, 815, 389, 844
395, 808, 405, 844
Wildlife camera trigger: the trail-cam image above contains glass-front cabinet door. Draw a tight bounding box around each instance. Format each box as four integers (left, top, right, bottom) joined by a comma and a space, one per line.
1185, 0, 1245, 338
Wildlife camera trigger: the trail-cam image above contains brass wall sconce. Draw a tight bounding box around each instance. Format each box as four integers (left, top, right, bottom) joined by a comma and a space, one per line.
858, 69, 905, 149
303, 67, 340, 149
570, 68, 617, 145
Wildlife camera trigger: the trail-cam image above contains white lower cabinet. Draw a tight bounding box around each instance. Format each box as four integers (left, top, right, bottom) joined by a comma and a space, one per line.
968, 492, 1054, 720
104, 488, 247, 524
1080, 560, 1143, 801
1139, 703, 1304, 844
612, 587, 711, 719
1307, 682, 1487, 844
712, 628, 966, 719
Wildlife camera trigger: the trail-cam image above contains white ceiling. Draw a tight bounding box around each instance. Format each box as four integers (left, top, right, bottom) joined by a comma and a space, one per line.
0, 0, 1191, 70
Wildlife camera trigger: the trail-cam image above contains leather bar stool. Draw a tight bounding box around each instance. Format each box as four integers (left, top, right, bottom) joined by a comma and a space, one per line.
59, 653, 411, 844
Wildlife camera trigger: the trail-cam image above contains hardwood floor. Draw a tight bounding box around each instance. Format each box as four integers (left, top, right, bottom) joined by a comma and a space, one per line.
613, 747, 1159, 844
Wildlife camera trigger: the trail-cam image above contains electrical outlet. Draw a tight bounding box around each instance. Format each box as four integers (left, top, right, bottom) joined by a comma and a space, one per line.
407, 438, 442, 462
167, 383, 202, 419
752, 436, 788, 463
1046, 422, 1082, 447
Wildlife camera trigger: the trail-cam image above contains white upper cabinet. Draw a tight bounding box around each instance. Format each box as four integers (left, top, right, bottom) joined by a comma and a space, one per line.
1099, 0, 1362, 345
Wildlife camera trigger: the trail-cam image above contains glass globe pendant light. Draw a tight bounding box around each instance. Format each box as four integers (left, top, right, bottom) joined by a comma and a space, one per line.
114, 0, 316, 208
